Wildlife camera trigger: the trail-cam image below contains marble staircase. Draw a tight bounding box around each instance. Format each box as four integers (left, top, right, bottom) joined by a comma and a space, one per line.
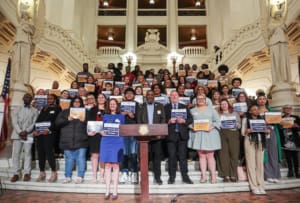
0, 158, 299, 194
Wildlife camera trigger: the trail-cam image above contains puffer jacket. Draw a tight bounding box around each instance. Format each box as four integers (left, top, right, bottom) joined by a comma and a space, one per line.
55, 109, 88, 150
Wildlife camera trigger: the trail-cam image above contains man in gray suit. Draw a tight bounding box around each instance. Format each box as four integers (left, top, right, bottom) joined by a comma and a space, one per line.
137, 90, 166, 185
10, 93, 38, 182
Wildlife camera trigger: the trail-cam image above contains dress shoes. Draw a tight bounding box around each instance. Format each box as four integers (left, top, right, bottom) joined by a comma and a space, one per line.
154, 178, 163, 185
23, 174, 31, 181
104, 193, 110, 200
112, 194, 118, 200
10, 175, 19, 182
182, 176, 193, 184
168, 177, 175, 184
287, 171, 294, 178
223, 177, 230, 183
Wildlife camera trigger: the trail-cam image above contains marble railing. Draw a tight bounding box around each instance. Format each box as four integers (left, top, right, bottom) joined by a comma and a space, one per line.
97, 47, 122, 56
205, 0, 299, 72
205, 19, 264, 71
181, 46, 208, 57
40, 21, 94, 71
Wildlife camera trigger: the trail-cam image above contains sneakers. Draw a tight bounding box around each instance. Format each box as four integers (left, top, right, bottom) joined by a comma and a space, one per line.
62, 177, 72, 184
131, 172, 139, 184
252, 189, 260, 195
252, 188, 267, 195
75, 177, 84, 184
259, 189, 267, 194
267, 178, 280, 183
119, 172, 128, 184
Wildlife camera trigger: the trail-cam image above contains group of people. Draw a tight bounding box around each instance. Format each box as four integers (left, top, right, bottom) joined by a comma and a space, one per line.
9, 62, 300, 199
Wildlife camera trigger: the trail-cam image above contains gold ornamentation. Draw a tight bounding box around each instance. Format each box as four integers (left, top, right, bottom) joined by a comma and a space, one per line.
138, 125, 149, 136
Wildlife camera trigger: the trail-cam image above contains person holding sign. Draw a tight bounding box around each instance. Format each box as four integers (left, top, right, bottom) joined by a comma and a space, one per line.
152, 84, 169, 106
120, 88, 140, 184
241, 104, 270, 195
218, 99, 241, 182
76, 63, 93, 87
165, 90, 193, 184
100, 99, 125, 200
257, 93, 282, 183
55, 96, 88, 184
188, 94, 221, 184
86, 93, 107, 183
10, 93, 39, 182
33, 94, 61, 182
280, 105, 300, 178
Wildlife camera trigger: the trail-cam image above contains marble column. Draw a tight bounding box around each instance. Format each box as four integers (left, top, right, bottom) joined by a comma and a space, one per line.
125, 0, 136, 53
167, 0, 178, 71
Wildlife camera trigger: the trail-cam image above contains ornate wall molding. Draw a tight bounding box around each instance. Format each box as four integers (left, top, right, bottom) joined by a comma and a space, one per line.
205, 19, 264, 72
38, 21, 95, 73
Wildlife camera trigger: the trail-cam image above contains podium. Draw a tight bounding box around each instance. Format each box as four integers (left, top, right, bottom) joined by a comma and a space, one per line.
120, 124, 168, 201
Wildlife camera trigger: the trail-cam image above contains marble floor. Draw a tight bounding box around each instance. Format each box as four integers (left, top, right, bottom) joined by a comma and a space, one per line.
0, 188, 300, 203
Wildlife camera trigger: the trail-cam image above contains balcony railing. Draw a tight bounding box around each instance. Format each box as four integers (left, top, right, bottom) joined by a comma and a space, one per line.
181, 46, 208, 56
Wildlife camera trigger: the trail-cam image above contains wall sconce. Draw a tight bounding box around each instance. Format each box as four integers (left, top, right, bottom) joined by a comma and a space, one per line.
195, 0, 201, 7
126, 55, 133, 64
149, 0, 155, 5
103, 0, 109, 7
124, 52, 136, 65
171, 55, 177, 64
108, 33, 114, 41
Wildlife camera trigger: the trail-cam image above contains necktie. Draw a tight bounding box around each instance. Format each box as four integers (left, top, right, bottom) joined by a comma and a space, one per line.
174, 104, 179, 132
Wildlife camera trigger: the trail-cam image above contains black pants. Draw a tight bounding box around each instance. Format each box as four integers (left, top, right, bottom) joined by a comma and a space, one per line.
37, 134, 56, 171
149, 139, 163, 179
167, 134, 188, 179
284, 150, 299, 175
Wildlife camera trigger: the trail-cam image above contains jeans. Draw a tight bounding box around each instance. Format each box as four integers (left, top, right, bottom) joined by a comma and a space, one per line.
123, 136, 138, 155
64, 148, 87, 178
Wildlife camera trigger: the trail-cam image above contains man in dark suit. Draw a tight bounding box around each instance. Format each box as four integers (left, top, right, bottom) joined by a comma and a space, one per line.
137, 90, 166, 185
165, 90, 193, 184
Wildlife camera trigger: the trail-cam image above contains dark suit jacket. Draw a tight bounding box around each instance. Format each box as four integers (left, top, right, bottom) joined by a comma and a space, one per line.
137, 102, 166, 124
165, 103, 193, 141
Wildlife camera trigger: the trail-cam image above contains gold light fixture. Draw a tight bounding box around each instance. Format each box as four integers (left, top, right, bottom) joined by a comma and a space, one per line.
149, 0, 155, 5
195, 0, 201, 7
108, 32, 114, 41
103, 0, 109, 7
190, 33, 197, 41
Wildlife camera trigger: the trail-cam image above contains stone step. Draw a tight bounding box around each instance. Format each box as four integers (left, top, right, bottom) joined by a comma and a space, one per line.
2, 158, 202, 171
0, 167, 292, 182
1, 176, 300, 194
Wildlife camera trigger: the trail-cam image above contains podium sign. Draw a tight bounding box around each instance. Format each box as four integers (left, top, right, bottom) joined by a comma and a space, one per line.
120, 124, 168, 200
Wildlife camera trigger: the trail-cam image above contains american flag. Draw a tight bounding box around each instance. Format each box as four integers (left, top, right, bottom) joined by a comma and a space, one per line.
0, 58, 11, 145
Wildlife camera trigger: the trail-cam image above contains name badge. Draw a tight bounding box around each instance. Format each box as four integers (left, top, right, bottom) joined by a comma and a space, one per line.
50, 110, 55, 114
157, 110, 161, 115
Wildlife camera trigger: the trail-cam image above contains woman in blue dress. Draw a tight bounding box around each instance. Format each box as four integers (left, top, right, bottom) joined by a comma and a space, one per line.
100, 98, 125, 200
